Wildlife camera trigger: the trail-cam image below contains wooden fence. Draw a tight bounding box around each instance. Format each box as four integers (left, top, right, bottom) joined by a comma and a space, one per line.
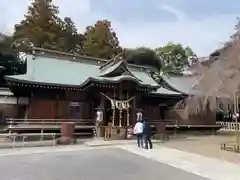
217, 121, 240, 132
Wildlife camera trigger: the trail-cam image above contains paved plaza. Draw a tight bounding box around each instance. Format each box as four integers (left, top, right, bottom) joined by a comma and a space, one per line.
0, 136, 239, 180
0, 147, 209, 180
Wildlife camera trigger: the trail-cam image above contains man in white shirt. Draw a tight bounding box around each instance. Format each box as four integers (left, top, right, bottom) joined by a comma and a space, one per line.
133, 120, 143, 148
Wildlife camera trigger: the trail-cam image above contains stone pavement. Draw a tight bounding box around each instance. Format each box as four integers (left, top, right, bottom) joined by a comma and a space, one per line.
84, 138, 162, 147
0, 144, 108, 156
121, 145, 240, 180
0, 143, 239, 180
0, 146, 209, 180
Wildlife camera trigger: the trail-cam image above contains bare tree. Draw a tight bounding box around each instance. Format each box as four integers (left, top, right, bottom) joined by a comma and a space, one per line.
187, 40, 240, 114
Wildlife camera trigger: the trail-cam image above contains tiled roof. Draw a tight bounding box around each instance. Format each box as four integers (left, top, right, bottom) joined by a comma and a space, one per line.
161, 74, 197, 95
99, 60, 123, 77
5, 52, 159, 88
151, 87, 182, 96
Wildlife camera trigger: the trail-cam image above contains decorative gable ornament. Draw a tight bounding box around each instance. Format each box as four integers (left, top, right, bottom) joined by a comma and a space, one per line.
18, 52, 27, 62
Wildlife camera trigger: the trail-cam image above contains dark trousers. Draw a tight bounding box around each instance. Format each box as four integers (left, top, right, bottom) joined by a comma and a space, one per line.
143, 134, 152, 149
136, 133, 143, 147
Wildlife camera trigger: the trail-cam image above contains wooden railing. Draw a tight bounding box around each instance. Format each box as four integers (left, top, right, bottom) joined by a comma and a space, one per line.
5, 118, 95, 125
217, 121, 239, 132
4, 118, 96, 134
0, 118, 96, 148
149, 119, 178, 127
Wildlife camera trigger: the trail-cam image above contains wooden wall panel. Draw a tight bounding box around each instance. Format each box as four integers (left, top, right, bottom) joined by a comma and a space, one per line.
57, 100, 69, 119
143, 105, 161, 120
27, 90, 95, 120
0, 105, 19, 118
28, 99, 57, 119
65, 91, 87, 101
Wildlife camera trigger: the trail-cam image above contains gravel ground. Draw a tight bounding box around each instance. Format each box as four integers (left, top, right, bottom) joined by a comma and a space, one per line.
164, 133, 240, 164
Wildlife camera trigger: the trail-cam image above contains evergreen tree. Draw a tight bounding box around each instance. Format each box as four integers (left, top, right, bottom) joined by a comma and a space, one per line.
13, 0, 63, 50
0, 34, 26, 76
59, 17, 84, 53
125, 47, 161, 69
83, 20, 122, 59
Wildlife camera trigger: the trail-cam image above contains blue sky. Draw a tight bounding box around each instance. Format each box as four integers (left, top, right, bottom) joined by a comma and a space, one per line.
0, 0, 239, 56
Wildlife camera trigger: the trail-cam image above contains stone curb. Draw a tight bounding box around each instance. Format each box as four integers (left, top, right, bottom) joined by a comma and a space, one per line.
84, 140, 164, 147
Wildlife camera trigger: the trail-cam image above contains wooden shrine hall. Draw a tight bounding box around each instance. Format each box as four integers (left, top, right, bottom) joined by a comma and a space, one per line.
3, 47, 220, 139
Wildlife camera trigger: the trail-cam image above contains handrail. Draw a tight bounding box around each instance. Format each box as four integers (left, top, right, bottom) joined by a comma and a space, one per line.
5, 118, 94, 125
5, 118, 95, 131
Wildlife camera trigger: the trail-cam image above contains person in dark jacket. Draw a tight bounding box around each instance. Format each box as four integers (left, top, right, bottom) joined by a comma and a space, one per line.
142, 118, 152, 149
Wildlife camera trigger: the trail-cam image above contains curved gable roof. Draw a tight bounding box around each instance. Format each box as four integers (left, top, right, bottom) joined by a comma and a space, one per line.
161, 75, 197, 95
5, 51, 159, 88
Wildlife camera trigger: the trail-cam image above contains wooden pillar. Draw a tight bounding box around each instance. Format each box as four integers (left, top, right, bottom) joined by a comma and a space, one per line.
24, 105, 29, 120
55, 93, 60, 119
112, 88, 116, 127
131, 97, 136, 125
119, 85, 123, 127
26, 92, 33, 120
100, 94, 105, 117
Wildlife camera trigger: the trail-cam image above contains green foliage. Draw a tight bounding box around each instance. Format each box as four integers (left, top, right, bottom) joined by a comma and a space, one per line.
59, 17, 84, 53
82, 20, 122, 59
13, 0, 63, 50
0, 53, 26, 75
0, 34, 26, 75
11, 0, 198, 75
124, 47, 161, 68
13, 0, 83, 53
155, 42, 197, 74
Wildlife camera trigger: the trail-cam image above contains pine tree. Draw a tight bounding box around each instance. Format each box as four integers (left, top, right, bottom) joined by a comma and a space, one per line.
83, 20, 122, 59
13, 0, 63, 50
59, 17, 84, 53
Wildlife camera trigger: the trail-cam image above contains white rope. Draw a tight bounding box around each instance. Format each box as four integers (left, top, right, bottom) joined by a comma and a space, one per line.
100, 92, 135, 109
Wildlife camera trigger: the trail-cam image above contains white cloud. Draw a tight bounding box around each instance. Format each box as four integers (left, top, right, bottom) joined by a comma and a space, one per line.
0, 1, 238, 56
160, 4, 187, 22
110, 5, 238, 56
